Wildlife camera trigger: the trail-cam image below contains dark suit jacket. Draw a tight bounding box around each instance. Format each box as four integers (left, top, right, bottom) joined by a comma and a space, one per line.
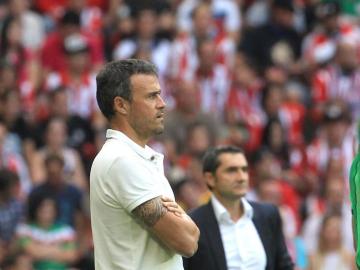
183, 200, 294, 270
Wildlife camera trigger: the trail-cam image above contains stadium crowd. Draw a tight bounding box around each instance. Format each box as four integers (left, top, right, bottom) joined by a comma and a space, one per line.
0, 0, 359, 269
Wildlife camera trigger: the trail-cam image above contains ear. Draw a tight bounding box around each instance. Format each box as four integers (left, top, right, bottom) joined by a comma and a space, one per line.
204, 172, 215, 190
113, 96, 129, 116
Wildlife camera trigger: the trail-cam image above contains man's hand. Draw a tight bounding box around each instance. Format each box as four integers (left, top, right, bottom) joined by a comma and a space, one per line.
161, 196, 186, 217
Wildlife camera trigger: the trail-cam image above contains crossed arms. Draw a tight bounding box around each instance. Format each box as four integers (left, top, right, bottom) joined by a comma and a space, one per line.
132, 196, 200, 257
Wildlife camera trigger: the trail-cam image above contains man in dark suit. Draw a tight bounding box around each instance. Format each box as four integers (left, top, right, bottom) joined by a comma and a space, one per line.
183, 145, 294, 270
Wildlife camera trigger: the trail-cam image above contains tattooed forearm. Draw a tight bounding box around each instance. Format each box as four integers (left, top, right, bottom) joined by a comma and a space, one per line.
132, 197, 168, 227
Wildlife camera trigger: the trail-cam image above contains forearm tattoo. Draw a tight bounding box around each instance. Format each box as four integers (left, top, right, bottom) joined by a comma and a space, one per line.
132, 197, 168, 227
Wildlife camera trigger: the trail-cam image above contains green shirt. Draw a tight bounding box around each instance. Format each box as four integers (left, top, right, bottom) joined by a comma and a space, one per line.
322, 0, 360, 17
350, 152, 360, 268
17, 223, 76, 270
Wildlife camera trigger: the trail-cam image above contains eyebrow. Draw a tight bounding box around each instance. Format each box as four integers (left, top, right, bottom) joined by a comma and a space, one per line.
225, 165, 248, 171
147, 89, 162, 96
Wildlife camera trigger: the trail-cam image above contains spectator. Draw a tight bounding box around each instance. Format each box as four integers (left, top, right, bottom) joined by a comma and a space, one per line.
15, 192, 78, 270
176, 0, 241, 40
0, 119, 32, 196
169, 2, 235, 81
40, 9, 104, 73
306, 100, 357, 189
0, 16, 41, 110
163, 79, 221, 154
225, 53, 264, 152
32, 117, 87, 190
302, 176, 353, 254
257, 178, 308, 270
27, 154, 89, 263
261, 117, 290, 168
307, 211, 355, 270
239, 0, 302, 73
44, 33, 101, 122
302, 1, 360, 67
311, 41, 360, 122
195, 37, 231, 119
8, 0, 45, 51
0, 169, 23, 260
46, 88, 96, 174
113, 6, 171, 77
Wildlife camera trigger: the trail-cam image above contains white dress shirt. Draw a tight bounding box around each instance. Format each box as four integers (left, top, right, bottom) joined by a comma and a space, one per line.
211, 195, 267, 270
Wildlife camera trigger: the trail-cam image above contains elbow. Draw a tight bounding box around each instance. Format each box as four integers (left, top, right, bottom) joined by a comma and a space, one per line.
181, 242, 198, 258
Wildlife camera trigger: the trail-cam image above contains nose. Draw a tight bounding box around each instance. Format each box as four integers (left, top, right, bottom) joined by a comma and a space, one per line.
237, 169, 248, 180
157, 95, 166, 109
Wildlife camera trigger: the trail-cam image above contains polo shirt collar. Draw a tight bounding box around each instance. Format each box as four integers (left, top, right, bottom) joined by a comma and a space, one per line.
106, 129, 162, 161
211, 194, 254, 223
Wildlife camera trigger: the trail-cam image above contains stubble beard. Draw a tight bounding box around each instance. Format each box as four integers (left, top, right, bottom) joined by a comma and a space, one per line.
132, 120, 164, 142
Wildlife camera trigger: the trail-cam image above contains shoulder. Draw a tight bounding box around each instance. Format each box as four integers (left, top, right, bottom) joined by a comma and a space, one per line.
65, 184, 83, 196
188, 203, 213, 224
29, 183, 48, 196
91, 140, 136, 171
249, 201, 279, 217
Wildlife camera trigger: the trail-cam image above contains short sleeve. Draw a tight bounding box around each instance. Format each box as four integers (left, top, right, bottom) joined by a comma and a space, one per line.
107, 156, 162, 212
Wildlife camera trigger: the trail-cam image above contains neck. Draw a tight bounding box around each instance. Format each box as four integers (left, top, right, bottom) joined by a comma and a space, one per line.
214, 193, 244, 221
198, 65, 212, 76
324, 242, 341, 252
110, 121, 148, 147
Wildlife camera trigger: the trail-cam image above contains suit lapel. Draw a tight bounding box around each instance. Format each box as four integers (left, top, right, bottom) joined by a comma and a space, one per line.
204, 201, 227, 270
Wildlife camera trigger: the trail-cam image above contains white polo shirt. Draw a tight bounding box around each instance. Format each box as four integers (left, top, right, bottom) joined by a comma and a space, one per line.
90, 129, 183, 270
211, 195, 267, 270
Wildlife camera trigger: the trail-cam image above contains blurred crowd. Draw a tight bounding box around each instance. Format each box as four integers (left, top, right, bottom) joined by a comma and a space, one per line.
0, 0, 359, 269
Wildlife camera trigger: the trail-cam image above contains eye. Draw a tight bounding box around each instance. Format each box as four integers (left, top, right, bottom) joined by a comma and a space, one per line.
148, 92, 161, 99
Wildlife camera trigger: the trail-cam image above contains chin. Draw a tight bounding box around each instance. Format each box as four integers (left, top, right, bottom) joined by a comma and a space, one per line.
155, 125, 164, 134
154, 126, 164, 135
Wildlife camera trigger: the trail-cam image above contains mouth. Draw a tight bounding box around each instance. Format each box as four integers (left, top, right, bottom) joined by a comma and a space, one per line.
234, 182, 247, 188
156, 112, 165, 119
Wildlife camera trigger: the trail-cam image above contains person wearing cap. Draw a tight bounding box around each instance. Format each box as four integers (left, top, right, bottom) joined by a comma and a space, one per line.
90, 59, 199, 270
41, 9, 104, 73
43, 33, 100, 122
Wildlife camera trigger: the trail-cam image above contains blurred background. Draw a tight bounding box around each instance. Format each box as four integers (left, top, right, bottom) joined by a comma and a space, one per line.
0, 0, 359, 269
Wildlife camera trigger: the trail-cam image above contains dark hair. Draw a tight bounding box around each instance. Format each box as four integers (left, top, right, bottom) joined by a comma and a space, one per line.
60, 9, 81, 26
0, 16, 24, 60
96, 59, 158, 119
1, 251, 29, 269
202, 145, 244, 174
47, 87, 66, 101
0, 169, 19, 199
27, 191, 58, 223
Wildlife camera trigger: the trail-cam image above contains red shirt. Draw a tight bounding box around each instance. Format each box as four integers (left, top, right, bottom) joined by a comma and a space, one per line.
41, 31, 104, 72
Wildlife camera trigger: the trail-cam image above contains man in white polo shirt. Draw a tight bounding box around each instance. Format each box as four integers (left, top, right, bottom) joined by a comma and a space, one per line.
90, 59, 199, 270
